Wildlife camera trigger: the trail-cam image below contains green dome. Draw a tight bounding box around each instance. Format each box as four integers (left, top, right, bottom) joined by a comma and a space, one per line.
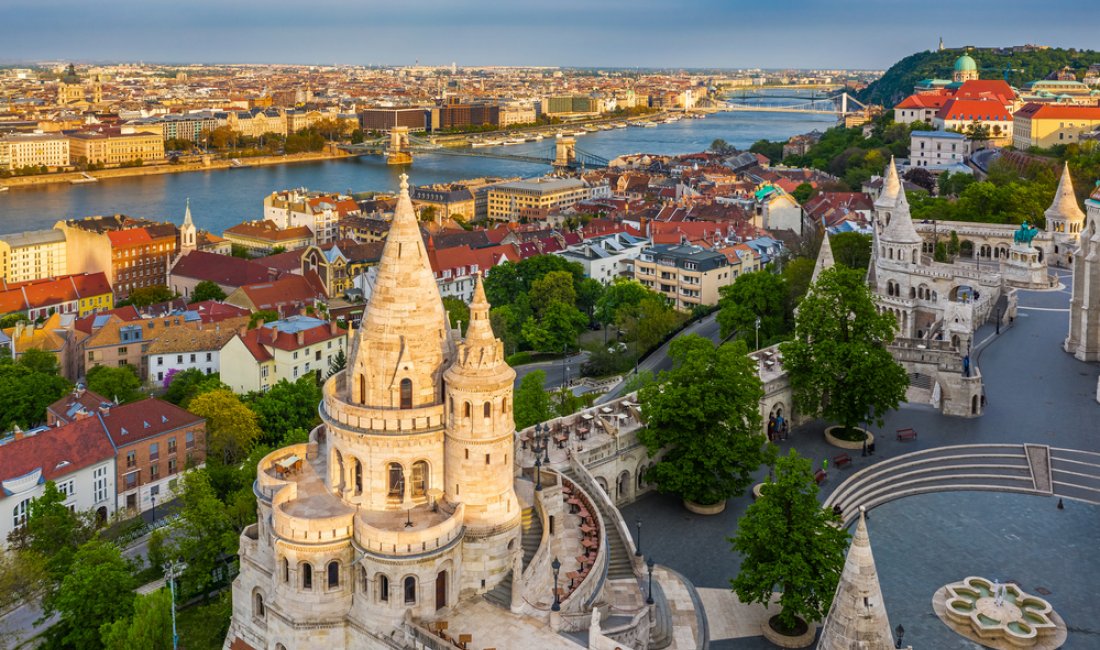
954, 54, 977, 72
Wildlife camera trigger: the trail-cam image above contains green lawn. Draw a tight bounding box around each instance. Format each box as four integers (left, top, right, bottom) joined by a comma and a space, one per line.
176, 593, 232, 650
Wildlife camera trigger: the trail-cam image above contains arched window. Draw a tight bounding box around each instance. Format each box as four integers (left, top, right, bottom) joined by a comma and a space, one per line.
388, 463, 405, 498
378, 574, 390, 602
301, 563, 313, 590
502, 397, 509, 413
483, 401, 491, 418
327, 561, 340, 589
253, 591, 266, 619
412, 461, 428, 498
360, 567, 369, 594
353, 458, 363, 496
282, 557, 289, 583
359, 374, 366, 404
404, 576, 417, 604
464, 402, 471, 418
400, 378, 412, 409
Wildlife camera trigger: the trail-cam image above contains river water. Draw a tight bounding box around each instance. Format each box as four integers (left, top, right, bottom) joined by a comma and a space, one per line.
0, 96, 834, 236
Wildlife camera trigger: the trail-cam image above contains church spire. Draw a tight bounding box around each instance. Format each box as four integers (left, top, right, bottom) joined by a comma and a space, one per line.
180, 198, 197, 254
817, 507, 896, 650
812, 230, 835, 283
874, 157, 902, 209
1045, 162, 1085, 226
878, 161, 922, 246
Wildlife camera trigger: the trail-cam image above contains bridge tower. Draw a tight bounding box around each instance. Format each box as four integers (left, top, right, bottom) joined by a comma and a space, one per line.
553, 136, 576, 169
385, 126, 413, 165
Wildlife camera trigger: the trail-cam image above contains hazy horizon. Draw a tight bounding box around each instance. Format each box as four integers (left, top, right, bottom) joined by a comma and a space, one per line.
3, 0, 1098, 69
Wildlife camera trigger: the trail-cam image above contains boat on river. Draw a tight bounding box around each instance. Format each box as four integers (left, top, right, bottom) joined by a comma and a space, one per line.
70, 173, 98, 185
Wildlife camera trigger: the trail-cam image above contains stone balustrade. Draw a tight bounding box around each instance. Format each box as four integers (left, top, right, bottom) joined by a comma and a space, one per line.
322, 371, 445, 434
353, 504, 465, 557
270, 482, 355, 544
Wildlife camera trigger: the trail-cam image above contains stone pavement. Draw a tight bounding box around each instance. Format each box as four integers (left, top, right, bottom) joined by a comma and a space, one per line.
654, 565, 706, 649
623, 278, 1100, 648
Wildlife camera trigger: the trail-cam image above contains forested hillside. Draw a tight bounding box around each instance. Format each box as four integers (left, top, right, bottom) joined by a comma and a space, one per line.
858, 47, 1100, 106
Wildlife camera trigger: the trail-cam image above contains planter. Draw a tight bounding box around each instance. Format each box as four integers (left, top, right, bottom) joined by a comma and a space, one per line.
825, 426, 874, 451
683, 499, 726, 515
760, 614, 816, 648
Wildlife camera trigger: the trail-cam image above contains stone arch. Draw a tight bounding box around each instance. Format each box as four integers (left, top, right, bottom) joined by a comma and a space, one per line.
400, 378, 413, 409
411, 460, 429, 498
960, 240, 974, 257
95, 506, 108, 526
435, 569, 448, 610
359, 566, 369, 595
377, 573, 390, 602
1036, 247, 1044, 262
352, 457, 363, 496
502, 396, 509, 413
403, 575, 418, 605
300, 562, 313, 590
281, 556, 290, 583
911, 249, 918, 264
616, 470, 632, 502
595, 476, 608, 494
387, 461, 405, 499
483, 401, 491, 418
332, 447, 346, 493
635, 460, 650, 489
252, 588, 266, 619
972, 395, 979, 415
909, 286, 916, 299
327, 560, 340, 589
464, 401, 471, 418
276, 645, 287, 650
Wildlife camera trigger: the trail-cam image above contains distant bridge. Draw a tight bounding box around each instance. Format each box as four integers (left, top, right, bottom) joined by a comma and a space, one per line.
722, 91, 868, 116
339, 128, 610, 169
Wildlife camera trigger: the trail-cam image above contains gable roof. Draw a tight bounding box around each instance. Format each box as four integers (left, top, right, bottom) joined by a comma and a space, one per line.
232, 273, 328, 312
98, 398, 205, 448
936, 98, 1013, 122
171, 250, 272, 288
0, 418, 116, 489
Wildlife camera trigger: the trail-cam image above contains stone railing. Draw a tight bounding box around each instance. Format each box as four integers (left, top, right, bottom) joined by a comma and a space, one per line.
518, 482, 556, 606
555, 472, 610, 629
321, 370, 445, 435
353, 504, 465, 557
255, 443, 312, 501
597, 605, 652, 650
569, 456, 640, 571
270, 482, 354, 544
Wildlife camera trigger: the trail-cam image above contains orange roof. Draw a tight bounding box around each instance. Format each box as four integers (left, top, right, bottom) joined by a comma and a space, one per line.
107, 228, 153, 247
954, 80, 1015, 105
1015, 103, 1100, 121
937, 98, 1013, 122
895, 91, 950, 110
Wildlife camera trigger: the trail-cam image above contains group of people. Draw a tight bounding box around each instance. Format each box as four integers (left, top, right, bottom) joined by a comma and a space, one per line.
767, 413, 788, 442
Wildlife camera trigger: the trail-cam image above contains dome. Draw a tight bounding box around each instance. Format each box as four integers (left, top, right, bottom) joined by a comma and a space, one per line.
954, 54, 977, 72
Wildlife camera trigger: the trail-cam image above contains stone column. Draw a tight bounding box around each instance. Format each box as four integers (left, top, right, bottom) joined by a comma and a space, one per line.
510, 550, 524, 613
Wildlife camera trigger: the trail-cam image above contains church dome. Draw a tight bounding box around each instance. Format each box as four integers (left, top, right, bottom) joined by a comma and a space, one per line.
954, 54, 977, 73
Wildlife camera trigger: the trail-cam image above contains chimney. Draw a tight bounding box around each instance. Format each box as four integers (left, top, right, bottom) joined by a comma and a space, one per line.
98, 403, 111, 416
238, 324, 247, 337
297, 331, 305, 346
13, 425, 24, 441
330, 320, 338, 335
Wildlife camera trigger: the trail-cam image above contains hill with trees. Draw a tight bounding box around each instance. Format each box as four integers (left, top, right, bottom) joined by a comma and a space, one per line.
858, 46, 1100, 107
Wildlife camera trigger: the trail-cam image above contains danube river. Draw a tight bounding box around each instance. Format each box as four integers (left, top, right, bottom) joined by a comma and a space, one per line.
0, 102, 834, 236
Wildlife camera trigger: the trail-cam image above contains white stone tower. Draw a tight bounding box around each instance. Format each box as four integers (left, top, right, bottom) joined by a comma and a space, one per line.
871, 158, 924, 338
1066, 183, 1100, 362
1045, 163, 1086, 267
180, 198, 197, 255
811, 229, 836, 284
817, 507, 896, 650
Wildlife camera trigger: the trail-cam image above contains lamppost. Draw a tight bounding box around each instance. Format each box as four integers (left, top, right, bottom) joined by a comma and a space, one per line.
165, 561, 183, 650
645, 557, 655, 605
150, 493, 157, 524
754, 317, 761, 351
551, 557, 561, 611
894, 624, 905, 648
535, 456, 543, 491
634, 519, 642, 557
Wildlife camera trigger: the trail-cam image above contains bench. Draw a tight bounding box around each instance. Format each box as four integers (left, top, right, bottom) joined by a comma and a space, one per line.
814, 469, 827, 485
896, 428, 918, 442
833, 453, 852, 468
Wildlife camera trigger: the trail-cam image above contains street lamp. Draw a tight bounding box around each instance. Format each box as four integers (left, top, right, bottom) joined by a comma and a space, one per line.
895, 624, 905, 648
551, 557, 561, 611
150, 493, 157, 523
634, 519, 642, 557
535, 457, 543, 491
645, 557, 655, 605
165, 561, 183, 650
754, 317, 761, 351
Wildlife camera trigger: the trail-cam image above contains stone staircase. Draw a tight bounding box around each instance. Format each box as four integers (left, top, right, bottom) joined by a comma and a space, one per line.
562, 469, 635, 580
483, 570, 512, 609
484, 505, 542, 610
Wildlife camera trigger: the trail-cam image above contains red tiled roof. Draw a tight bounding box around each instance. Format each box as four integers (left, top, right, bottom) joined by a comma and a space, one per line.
937, 98, 1013, 122
99, 398, 205, 448
224, 220, 313, 242
69, 272, 113, 298
1015, 102, 1100, 121
236, 320, 345, 361
0, 417, 116, 486
107, 228, 153, 247
895, 91, 951, 110
237, 273, 327, 312
171, 251, 272, 288
253, 249, 304, 275
187, 300, 251, 323
954, 80, 1015, 105
74, 306, 142, 333
47, 388, 110, 424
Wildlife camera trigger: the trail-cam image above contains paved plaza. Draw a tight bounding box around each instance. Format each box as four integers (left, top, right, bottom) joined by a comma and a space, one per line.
624, 272, 1100, 648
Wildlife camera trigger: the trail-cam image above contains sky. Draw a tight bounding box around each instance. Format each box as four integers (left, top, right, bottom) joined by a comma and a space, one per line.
1, 0, 1097, 69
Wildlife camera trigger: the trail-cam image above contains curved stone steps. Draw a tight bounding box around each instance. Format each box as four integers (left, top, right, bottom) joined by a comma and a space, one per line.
832, 473, 1037, 519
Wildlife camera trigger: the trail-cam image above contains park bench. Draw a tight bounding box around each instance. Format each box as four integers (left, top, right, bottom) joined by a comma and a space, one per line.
833, 453, 852, 468
814, 469, 827, 485
896, 428, 918, 442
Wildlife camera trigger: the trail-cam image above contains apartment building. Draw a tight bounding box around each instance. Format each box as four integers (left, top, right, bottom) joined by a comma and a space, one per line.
633, 244, 733, 310
108, 224, 179, 298
487, 177, 590, 222
557, 232, 651, 285
3, 313, 87, 381
263, 190, 359, 245
68, 129, 165, 166
219, 316, 346, 393
1013, 103, 1100, 149
223, 220, 315, 255
145, 317, 246, 385
0, 133, 70, 170
0, 229, 68, 283
0, 272, 113, 319
910, 130, 971, 170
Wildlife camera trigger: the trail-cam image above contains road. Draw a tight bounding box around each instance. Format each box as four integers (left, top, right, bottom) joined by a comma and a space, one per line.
512, 351, 590, 390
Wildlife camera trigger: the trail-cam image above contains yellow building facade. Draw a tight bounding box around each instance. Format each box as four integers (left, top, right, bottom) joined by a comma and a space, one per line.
68, 131, 164, 166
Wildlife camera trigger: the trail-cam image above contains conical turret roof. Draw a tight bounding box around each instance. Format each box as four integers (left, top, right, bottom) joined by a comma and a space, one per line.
879, 167, 923, 246
448, 273, 513, 380
349, 174, 451, 408
873, 157, 902, 210
812, 231, 836, 283
817, 507, 895, 650
183, 198, 194, 227
1045, 162, 1085, 225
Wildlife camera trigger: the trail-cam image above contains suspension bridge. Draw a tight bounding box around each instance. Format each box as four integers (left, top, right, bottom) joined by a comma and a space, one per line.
338, 127, 610, 169
722, 90, 869, 116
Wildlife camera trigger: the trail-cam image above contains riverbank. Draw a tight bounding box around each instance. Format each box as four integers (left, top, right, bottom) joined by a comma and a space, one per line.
0, 150, 354, 190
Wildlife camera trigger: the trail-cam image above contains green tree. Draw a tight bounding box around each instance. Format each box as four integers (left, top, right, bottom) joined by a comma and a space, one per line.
52, 540, 135, 650
442, 297, 471, 335
483, 262, 524, 307
575, 276, 604, 319
0, 312, 29, 328
170, 471, 239, 599
513, 370, 552, 430
188, 389, 262, 464
163, 368, 226, 407
779, 266, 909, 437
710, 138, 734, 154
716, 271, 789, 345
594, 278, 652, 326
100, 588, 173, 650
528, 270, 577, 317
0, 547, 48, 611
490, 305, 522, 356
749, 139, 785, 162
829, 232, 873, 270
115, 286, 175, 308
0, 354, 72, 428
248, 376, 322, 446
190, 280, 227, 303
637, 336, 769, 506
791, 182, 815, 204
328, 348, 347, 378
8, 482, 95, 602
521, 301, 587, 353
782, 257, 816, 310
17, 348, 61, 375
730, 449, 849, 632
86, 365, 144, 404
617, 296, 681, 355
248, 309, 280, 329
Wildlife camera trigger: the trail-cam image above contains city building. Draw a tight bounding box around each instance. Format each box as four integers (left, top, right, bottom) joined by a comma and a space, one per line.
107, 225, 179, 298
1045, 163, 1087, 267
358, 107, 428, 132
952, 53, 980, 83
219, 315, 346, 393
411, 185, 476, 222
0, 272, 113, 319
145, 317, 247, 385
1012, 104, 1100, 149
224, 274, 328, 316
169, 250, 273, 299
0, 229, 68, 283
3, 313, 86, 380
223, 220, 316, 255
300, 241, 385, 298
0, 133, 70, 171
486, 177, 590, 222
226, 109, 288, 138
557, 232, 650, 284
67, 128, 165, 166
82, 315, 153, 377
933, 98, 1014, 144
101, 398, 206, 514
633, 243, 732, 309
910, 130, 971, 170
0, 417, 116, 546
263, 190, 360, 245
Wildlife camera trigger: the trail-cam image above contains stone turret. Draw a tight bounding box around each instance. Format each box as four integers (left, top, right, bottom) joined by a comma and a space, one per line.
1066, 183, 1100, 361
443, 274, 520, 532
348, 173, 452, 409
812, 230, 836, 283
817, 507, 896, 650
1046, 163, 1086, 266
180, 198, 196, 254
